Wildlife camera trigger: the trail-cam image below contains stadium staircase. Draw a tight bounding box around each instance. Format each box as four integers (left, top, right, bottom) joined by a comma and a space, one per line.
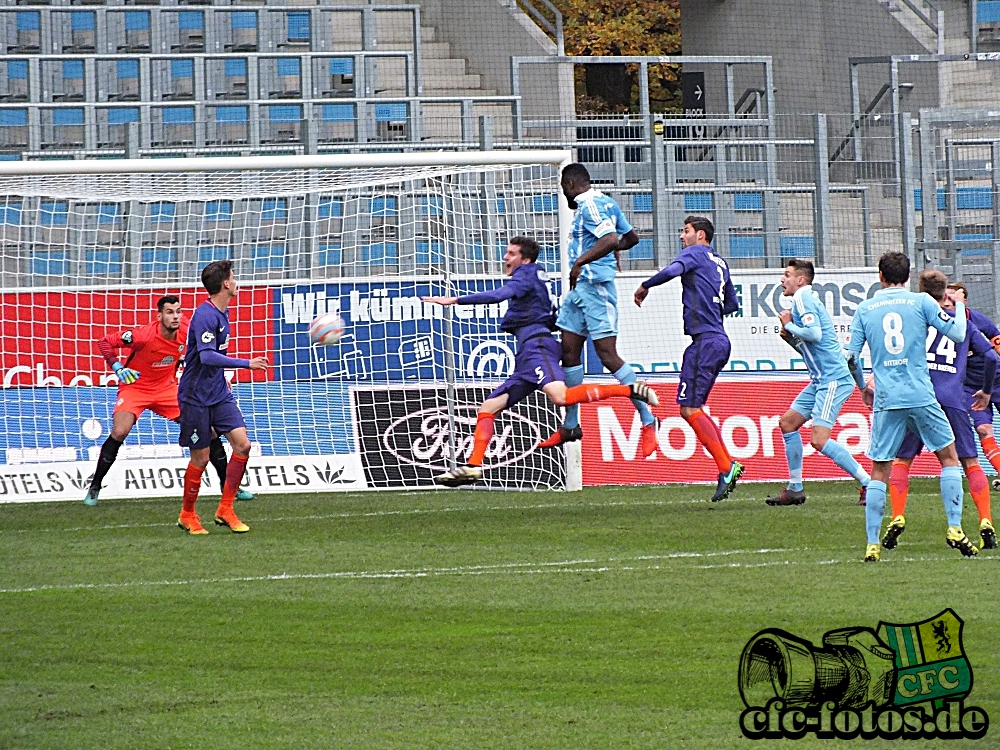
877, 0, 1000, 107
377, 15, 494, 98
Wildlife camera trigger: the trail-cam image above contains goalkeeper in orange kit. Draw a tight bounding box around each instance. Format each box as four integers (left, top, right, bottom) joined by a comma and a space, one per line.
84, 295, 254, 505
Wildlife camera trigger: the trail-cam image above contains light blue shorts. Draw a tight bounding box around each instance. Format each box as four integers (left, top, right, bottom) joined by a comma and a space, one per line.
867, 402, 955, 462
790, 376, 855, 429
556, 279, 618, 340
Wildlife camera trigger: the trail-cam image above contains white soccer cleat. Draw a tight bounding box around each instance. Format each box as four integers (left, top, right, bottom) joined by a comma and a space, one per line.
434, 466, 483, 487
629, 381, 660, 407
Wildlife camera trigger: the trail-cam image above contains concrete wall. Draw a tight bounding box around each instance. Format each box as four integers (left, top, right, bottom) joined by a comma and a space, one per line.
679, 0, 941, 117
376, 0, 574, 122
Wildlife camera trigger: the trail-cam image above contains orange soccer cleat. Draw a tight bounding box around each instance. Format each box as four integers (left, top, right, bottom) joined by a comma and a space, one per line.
178, 512, 209, 535
641, 419, 660, 458
214, 507, 250, 533
538, 425, 583, 449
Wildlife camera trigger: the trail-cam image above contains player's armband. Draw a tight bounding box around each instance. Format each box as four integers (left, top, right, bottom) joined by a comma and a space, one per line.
991, 334, 1000, 353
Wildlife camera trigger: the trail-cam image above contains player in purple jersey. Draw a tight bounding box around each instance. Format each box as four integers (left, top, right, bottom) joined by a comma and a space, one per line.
634, 215, 743, 502
176, 260, 268, 535
883, 271, 1000, 551
948, 282, 1000, 487
423, 236, 658, 487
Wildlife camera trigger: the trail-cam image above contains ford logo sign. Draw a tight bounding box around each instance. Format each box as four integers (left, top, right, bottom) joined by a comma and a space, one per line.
382, 405, 541, 471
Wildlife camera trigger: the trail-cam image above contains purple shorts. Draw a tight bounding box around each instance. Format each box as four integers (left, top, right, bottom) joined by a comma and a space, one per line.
488, 334, 564, 406
897, 405, 978, 460
678, 334, 731, 407
178, 397, 247, 449
966, 387, 999, 428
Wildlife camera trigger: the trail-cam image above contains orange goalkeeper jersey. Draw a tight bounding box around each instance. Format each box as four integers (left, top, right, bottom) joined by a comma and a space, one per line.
98, 319, 188, 393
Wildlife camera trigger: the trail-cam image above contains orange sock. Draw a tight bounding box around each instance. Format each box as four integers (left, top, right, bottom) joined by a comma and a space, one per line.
981, 435, 1000, 474
564, 383, 630, 405
889, 460, 910, 518
683, 408, 731, 474
182, 463, 205, 514
966, 464, 991, 523
469, 412, 495, 467
218, 453, 248, 513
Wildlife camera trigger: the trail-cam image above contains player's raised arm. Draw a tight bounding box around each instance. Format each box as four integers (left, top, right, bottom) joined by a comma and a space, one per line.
634, 257, 687, 307
924, 292, 967, 342
454, 278, 524, 305
97, 329, 141, 384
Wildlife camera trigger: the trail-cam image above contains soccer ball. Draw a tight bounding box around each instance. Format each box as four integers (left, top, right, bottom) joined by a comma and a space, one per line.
308, 312, 345, 346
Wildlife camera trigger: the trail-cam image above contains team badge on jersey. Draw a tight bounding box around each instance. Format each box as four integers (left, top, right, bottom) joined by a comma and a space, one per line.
121, 331, 133, 344
877, 609, 973, 708
201, 331, 215, 343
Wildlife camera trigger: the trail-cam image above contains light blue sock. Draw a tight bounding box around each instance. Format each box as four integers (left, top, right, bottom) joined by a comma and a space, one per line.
940, 465, 964, 527
865, 480, 887, 544
782, 431, 804, 491
613, 363, 655, 426
562, 365, 584, 429
820, 439, 871, 487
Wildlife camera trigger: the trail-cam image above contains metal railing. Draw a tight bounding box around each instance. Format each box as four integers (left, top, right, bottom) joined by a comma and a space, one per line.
888, 0, 945, 53
512, 0, 564, 56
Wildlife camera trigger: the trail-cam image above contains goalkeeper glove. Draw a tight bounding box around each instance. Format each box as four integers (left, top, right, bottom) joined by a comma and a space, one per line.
112, 362, 140, 385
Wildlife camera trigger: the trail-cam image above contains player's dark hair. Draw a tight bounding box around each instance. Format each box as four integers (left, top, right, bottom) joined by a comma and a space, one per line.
202, 259, 234, 295
919, 269, 948, 300
561, 163, 591, 185
509, 236, 540, 262
878, 251, 910, 284
684, 215, 715, 244
157, 294, 180, 311
786, 258, 815, 284
947, 281, 969, 301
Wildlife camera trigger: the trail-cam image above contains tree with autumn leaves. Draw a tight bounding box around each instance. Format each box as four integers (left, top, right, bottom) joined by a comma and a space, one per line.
548, 0, 682, 113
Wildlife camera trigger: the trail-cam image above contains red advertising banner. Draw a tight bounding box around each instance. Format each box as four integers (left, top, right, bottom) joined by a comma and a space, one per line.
0, 287, 272, 388
580, 377, 942, 485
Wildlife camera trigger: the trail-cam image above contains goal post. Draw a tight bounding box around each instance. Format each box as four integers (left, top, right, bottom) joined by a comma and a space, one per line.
0, 149, 585, 501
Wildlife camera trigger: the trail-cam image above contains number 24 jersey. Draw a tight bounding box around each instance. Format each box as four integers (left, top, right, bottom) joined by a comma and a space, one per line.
847, 286, 966, 412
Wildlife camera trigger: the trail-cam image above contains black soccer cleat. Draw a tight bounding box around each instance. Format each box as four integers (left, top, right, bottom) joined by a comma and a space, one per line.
711, 462, 745, 502
881, 515, 906, 550
538, 425, 583, 449
765, 488, 806, 506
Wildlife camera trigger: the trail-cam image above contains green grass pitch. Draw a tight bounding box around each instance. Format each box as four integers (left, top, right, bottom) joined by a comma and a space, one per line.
1, 479, 998, 749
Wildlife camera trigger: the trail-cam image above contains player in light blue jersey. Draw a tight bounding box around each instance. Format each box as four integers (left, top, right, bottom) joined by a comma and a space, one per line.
766, 259, 871, 507
845, 251, 977, 561
539, 163, 659, 457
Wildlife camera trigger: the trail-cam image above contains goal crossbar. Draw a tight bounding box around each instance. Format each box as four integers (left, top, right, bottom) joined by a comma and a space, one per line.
0, 150, 573, 177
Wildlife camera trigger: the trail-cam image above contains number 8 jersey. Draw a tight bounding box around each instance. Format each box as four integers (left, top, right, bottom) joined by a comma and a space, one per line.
847, 286, 966, 411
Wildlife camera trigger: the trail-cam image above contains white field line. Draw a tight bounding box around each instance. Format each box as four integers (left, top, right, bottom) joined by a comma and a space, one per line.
0, 495, 766, 535
1, 549, 992, 595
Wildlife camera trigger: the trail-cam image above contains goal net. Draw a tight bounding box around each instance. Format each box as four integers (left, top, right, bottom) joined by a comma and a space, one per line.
0, 151, 578, 500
